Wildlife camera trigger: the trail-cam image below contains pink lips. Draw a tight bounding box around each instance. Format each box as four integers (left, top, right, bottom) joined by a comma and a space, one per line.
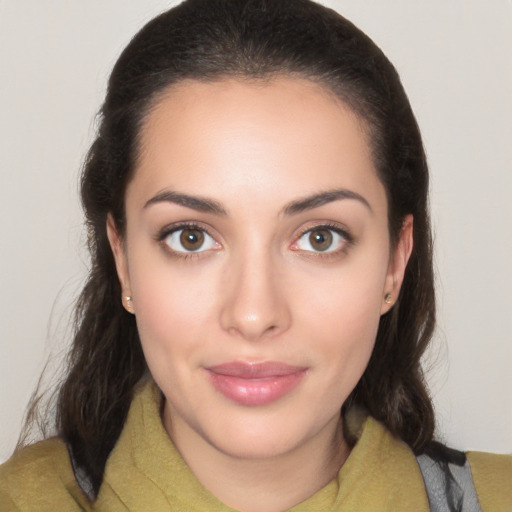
206, 362, 307, 406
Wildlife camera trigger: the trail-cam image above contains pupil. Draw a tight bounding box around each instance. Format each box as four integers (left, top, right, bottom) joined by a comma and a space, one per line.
309, 230, 332, 251
180, 229, 204, 251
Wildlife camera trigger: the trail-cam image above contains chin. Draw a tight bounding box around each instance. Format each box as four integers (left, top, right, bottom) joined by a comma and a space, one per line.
198, 407, 335, 461
208, 428, 303, 460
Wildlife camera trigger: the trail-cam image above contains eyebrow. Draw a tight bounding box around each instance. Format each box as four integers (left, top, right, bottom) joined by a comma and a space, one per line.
143, 188, 372, 216
143, 190, 227, 215
282, 189, 372, 216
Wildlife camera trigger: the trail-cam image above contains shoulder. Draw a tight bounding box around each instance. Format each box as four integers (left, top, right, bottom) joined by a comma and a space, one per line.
353, 414, 511, 512
0, 438, 90, 511
467, 450, 512, 512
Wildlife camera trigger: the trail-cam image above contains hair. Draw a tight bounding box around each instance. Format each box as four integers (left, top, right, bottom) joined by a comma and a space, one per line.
23, 0, 436, 498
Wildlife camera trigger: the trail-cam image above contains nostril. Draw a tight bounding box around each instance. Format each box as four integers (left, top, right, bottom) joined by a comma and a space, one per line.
221, 311, 286, 342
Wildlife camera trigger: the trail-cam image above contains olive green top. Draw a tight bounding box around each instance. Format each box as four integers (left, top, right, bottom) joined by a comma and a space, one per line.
1, 381, 511, 511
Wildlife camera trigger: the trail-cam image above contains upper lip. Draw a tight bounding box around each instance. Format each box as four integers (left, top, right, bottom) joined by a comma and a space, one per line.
206, 361, 307, 379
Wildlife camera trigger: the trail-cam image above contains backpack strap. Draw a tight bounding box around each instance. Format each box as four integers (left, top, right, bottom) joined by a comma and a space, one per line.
416, 451, 482, 512
67, 442, 96, 501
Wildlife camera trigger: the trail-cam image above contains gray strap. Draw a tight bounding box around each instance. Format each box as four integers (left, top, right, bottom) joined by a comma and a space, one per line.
67, 443, 96, 501
417, 453, 482, 512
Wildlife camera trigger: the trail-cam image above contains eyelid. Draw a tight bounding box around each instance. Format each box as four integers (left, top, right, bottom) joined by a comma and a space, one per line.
290, 222, 354, 255
155, 221, 221, 256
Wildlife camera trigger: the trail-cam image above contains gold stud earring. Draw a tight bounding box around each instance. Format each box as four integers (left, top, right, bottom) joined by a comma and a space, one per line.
384, 293, 392, 304
124, 296, 135, 314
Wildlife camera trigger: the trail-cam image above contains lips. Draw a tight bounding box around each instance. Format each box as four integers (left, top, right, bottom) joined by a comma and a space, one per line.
205, 362, 307, 406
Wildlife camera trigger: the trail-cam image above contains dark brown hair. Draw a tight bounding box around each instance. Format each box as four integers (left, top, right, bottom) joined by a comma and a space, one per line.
27, 0, 436, 497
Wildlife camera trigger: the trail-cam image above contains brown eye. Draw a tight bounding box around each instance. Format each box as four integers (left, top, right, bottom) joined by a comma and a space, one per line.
162, 226, 218, 254
180, 229, 205, 251
308, 229, 333, 252
293, 226, 350, 254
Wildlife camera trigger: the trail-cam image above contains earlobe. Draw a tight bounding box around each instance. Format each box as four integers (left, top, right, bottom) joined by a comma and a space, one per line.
381, 215, 414, 314
106, 214, 134, 313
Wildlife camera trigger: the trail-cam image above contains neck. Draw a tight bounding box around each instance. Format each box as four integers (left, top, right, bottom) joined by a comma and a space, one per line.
164, 407, 350, 512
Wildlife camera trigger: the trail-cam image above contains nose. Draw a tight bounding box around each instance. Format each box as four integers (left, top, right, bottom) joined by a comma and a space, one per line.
219, 247, 291, 342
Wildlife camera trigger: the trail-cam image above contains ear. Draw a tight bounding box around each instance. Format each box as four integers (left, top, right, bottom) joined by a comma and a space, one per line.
106, 213, 134, 314
381, 214, 414, 314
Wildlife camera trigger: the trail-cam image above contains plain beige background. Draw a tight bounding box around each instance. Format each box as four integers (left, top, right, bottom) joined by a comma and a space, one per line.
1, 0, 511, 462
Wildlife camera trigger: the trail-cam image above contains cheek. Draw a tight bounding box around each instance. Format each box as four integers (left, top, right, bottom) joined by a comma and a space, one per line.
294, 255, 387, 336
293, 257, 387, 379
129, 255, 219, 366
315, 287, 381, 372
313, 295, 380, 413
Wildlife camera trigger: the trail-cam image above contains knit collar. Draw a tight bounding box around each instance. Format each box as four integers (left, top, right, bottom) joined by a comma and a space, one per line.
98, 379, 428, 511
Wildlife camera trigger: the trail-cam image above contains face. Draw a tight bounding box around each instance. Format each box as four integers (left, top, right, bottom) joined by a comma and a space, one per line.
108, 78, 412, 462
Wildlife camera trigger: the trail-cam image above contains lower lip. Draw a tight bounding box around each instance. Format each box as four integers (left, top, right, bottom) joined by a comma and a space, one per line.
207, 370, 307, 406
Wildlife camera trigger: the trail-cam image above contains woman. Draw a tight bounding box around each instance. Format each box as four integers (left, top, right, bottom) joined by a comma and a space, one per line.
1, 0, 510, 510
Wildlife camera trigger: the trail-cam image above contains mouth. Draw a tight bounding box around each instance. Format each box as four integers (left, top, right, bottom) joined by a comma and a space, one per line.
205, 361, 308, 406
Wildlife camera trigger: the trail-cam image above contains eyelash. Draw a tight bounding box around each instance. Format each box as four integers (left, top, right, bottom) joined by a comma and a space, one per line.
155, 222, 355, 261
155, 222, 218, 261
293, 223, 355, 259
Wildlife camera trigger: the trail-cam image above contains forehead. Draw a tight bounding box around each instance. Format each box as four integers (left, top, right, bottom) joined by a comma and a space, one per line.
129, 77, 385, 216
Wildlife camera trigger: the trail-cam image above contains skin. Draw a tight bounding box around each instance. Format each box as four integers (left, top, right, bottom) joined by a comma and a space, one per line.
108, 77, 413, 512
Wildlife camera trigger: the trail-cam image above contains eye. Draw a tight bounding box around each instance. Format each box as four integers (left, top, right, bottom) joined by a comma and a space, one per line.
292, 226, 350, 253
162, 226, 219, 253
